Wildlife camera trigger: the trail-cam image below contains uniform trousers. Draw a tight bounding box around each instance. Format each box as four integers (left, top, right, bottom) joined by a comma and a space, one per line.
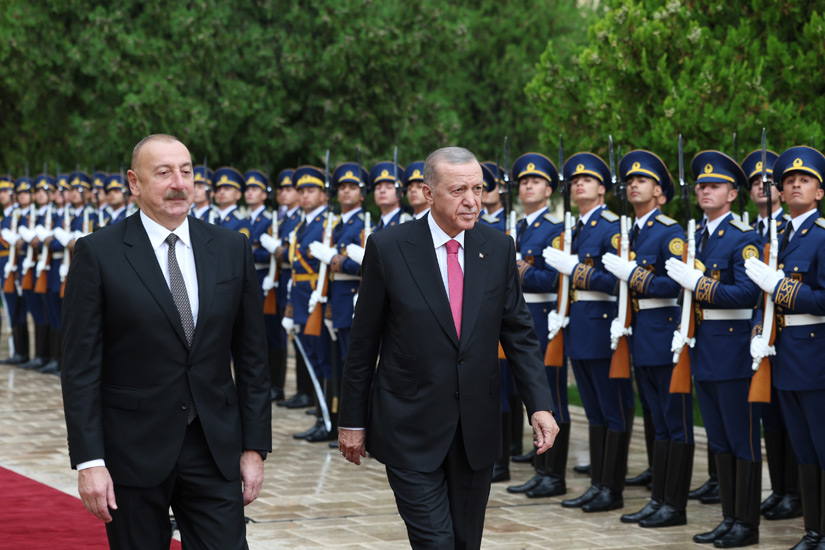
694, 378, 761, 461
778, 389, 825, 469
570, 358, 634, 431
635, 365, 693, 443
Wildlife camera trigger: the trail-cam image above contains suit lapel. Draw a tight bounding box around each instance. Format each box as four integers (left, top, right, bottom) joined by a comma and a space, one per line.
122, 214, 190, 350
701, 215, 730, 259
459, 227, 489, 348
399, 217, 459, 347
779, 214, 816, 261
189, 220, 216, 354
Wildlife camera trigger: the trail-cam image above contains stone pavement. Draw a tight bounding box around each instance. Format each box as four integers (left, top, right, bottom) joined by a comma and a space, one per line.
0, 355, 803, 550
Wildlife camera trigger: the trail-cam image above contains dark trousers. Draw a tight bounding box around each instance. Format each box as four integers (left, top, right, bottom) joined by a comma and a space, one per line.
779, 388, 825, 469
636, 364, 694, 443
385, 422, 493, 550
570, 357, 634, 431
106, 418, 247, 550
695, 378, 761, 461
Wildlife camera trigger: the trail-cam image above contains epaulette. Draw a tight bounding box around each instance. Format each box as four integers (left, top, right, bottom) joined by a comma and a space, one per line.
655, 214, 677, 226
262, 210, 272, 220
729, 219, 753, 232
400, 212, 413, 223
357, 212, 365, 221
783, 214, 791, 221
815, 218, 825, 230
231, 209, 245, 220
600, 209, 618, 222
543, 213, 561, 224
481, 213, 500, 224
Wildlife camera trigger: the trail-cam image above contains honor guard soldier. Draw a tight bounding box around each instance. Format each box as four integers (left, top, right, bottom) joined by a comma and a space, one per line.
601, 151, 694, 527
745, 146, 825, 550
307, 162, 369, 443
370, 161, 410, 231
478, 162, 506, 232
0, 174, 14, 355
665, 151, 762, 547
544, 152, 635, 513
741, 149, 801, 522
212, 167, 250, 237
92, 170, 108, 221
404, 162, 430, 219
191, 164, 218, 223
282, 166, 335, 440
8, 176, 37, 368
505, 153, 568, 497
103, 174, 129, 225
0, 174, 29, 365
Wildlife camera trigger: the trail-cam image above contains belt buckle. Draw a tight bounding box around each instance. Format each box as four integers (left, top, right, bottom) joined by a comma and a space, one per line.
631, 298, 639, 313
694, 303, 703, 323
776, 313, 785, 330
570, 289, 578, 303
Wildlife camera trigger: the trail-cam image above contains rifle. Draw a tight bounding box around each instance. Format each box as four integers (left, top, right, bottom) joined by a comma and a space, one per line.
545, 134, 570, 367
501, 137, 512, 221
733, 132, 749, 225
609, 136, 631, 379
359, 148, 372, 245
34, 200, 53, 294
304, 150, 334, 337
749, 128, 774, 403
58, 193, 71, 298
393, 146, 401, 199
263, 161, 279, 315
670, 134, 695, 394
3, 210, 20, 294
20, 164, 35, 291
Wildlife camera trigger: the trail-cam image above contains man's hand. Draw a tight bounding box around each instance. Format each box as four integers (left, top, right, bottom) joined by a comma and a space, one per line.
671, 329, 695, 354
281, 316, 298, 335
240, 450, 264, 506
610, 317, 631, 350
339, 428, 367, 466
78, 466, 117, 523
745, 257, 785, 294
602, 252, 637, 282
546, 310, 569, 341
531, 411, 559, 455
665, 257, 703, 291
750, 334, 776, 369
543, 247, 579, 276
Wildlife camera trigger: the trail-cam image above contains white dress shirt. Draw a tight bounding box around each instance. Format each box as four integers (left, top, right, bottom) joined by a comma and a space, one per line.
428, 212, 465, 300
786, 207, 819, 243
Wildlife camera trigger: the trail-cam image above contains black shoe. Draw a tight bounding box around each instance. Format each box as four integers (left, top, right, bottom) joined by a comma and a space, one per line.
638, 503, 687, 528
1, 354, 28, 365
788, 529, 822, 550
561, 484, 601, 508
328, 440, 339, 449
512, 448, 536, 464
305, 408, 318, 415
699, 483, 722, 504
690, 478, 718, 500
270, 387, 285, 401
507, 473, 543, 494
573, 464, 591, 475
626, 467, 653, 487
20, 357, 45, 370
509, 441, 523, 456
712, 519, 758, 547
763, 492, 802, 520
759, 491, 782, 514
37, 360, 59, 374
293, 419, 323, 439
694, 517, 735, 544
306, 426, 337, 442
582, 486, 623, 512
620, 499, 661, 523
285, 393, 313, 409
491, 464, 510, 483
526, 476, 565, 498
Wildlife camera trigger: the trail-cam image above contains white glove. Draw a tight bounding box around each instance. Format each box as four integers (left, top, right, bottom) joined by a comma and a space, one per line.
59, 261, 69, 280
262, 276, 276, 293
602, 253, 638, 282
308, 290, 322, 315
745, 257, 785, 294
543, 247, 579, 276
281, 316, 299, 334
1, 228, 18, 247
516, 252, 523, 262
17, 226, 34, 243
749, 334, 776, 369
35, 226, 52, 242
671, 329, 695, 354
36, 255, 48, 277
546, 310, 570, 341
53, 227, 72, 247
309, 241, 336, 265
665, 257, 703, 291
3, 260, 14, 279
324, 318, 337, 341
260, 233, 281, 254
72, 229, 85, 241
346, 244, 365, 265
21, 256, 35, 272
609, 318, 633, 350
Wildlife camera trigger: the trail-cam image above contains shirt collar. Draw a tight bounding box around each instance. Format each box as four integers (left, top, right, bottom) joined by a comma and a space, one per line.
381, 207, 400, 226
218, 205, 237, 219
287, 205, 301, 217
789, 207, 818, 234
703, 211, 731, 236
304, 205, 327, 222
578, 204, 603, 226
427, 212, 465, 251
414, 207, 430, 220
249, 205, 266, 220
140, 210, 192, 251
109, 206, 126, 219
525, 206, 548, 227
341, 207, 362, 225
756, 207, 785, 226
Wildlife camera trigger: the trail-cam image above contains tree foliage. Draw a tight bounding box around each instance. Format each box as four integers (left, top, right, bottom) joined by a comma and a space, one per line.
0, 0, 588, 176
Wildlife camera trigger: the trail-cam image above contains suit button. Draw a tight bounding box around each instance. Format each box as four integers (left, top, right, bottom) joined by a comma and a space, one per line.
458, 357, 464, 365
454, 392, 459, 399
180, 402, 188, 410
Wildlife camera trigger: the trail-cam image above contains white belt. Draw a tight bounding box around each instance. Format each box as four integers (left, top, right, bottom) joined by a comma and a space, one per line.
331, 273, 360, 282
575, 290, 617, 302
254, 262, 269, 270
783, 314, 825, 327
700, 308, 752, 321
51, 252, 64, 260
524, 292, 558, 303
637, 298, 679, 310
280, 263, 291, 270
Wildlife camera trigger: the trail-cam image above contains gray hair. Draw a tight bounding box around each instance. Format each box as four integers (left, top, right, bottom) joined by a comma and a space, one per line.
131, 134, 184, 171
423, 147, 479, 188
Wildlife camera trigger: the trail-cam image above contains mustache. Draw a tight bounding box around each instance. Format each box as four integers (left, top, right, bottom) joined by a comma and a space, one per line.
164, 190, 189, 200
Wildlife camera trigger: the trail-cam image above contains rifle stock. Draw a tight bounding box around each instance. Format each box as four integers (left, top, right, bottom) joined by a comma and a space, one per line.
545, 211, 572, 367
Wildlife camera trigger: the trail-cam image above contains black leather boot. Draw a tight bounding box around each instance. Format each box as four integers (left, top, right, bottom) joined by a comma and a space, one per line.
526, 421, 569, 498
627, 410, 655, 487
268, 346, 285, 401
787, 464, 821, 550
508, 394, 524, 457
307, 379, 337, 442
713, 458, 760, 548
511, 447, 536, 464
21, 323, 48, 370
640, 441, 694, 528
573, 464, 591, 474
39, 328, 61, 374
623, 439, 668, 523
760, 429, 785, 514
492, 412, 511, 483
2, 322, 30, 364
582, 429, 627, 512
694, 453, 735, 543
765, 430, 802, 519
691, 446, 719, 502
562, 425, 605, 508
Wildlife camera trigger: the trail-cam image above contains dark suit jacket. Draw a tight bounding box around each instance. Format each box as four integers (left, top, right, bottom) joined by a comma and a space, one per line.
340, 215, 554, 472
61, 213, 271, 487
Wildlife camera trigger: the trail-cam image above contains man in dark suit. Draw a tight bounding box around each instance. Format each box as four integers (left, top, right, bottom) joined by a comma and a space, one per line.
61, 134, 271, 549
338, 147, 559, 550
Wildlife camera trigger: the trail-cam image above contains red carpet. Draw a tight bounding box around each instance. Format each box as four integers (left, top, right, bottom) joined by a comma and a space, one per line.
0, 466, 181, 549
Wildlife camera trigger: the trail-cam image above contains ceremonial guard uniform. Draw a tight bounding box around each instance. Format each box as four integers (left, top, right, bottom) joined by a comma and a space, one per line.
16, 176, 47, 370
369, 161, 411, 231
212, 167, 250, 237
26, 174, 57, 373
0, 174, 14, 355
1, 178, 29, 365
545, 153, 634, 513
191, 165, 219, 224
666, 151, 762, 547
746, 146, 825, 550
478, 162, 506, 232
103, 174, 128, 225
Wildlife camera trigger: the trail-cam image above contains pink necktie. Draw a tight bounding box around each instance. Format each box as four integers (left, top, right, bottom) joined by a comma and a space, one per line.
446, 239, 463, 340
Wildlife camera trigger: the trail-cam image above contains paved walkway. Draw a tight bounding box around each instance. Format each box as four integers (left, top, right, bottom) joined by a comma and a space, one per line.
0, 353, 803, 549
